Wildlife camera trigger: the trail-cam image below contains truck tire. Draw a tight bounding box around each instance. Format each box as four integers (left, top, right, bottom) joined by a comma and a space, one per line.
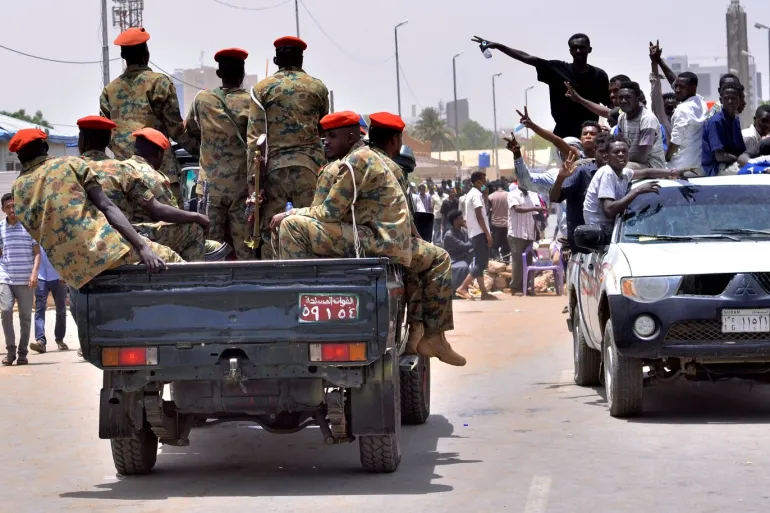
359, 358, 402, 473
400, 355, 430, 424
603, 320, 643, 418
573, 316, 601, 386
110, 424, 158, 476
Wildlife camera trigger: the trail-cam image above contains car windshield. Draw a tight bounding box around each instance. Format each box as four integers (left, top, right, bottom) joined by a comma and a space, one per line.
620, 184, 770, 242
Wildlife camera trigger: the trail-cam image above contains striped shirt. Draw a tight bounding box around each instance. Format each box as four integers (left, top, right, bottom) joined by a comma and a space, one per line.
0, 219, 38, 285
507, 189, 539, 241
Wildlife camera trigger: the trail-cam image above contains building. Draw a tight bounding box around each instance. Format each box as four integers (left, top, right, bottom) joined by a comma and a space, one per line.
173, 67, 259, 117
664, 55, 762, 114
726, 0, 754, 126
0, 113, 78, 197
446, 99, 470, 133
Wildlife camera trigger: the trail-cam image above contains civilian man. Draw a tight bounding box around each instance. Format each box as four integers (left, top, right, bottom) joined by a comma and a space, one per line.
29, 248, 68, 355
442, 210, 474, 296
430, 183, 444, 243
508, 187, 545, 296
488, 182, 511, 259
0, 193, 40, 366
473, 34, 610, 138
702, 83, 750, 176
666, 72, 707, 175
456, 171, 497, 301
743, 105, 770, 159
616, 81, 666, 169
440, 188, 459, 234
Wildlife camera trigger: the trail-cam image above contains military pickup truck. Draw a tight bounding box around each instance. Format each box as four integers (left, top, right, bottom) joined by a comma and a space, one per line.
71, 258, 430, 475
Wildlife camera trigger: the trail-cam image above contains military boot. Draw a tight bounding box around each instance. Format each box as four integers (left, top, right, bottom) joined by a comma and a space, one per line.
417, 333, 467, 367
406, 322, 424, 354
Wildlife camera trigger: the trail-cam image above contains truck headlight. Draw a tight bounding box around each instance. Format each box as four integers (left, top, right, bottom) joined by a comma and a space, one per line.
621, 276, 682, 303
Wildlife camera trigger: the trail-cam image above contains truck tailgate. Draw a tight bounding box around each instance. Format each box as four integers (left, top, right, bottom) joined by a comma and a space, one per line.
72, 258, 391, 350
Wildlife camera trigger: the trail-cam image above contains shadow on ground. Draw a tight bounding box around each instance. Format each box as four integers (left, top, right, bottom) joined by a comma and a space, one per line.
60, 414, 481, 500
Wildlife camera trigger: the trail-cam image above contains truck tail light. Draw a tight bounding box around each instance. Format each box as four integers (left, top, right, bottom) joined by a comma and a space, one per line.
309, 343, 366, 362
102, 347, 158, 367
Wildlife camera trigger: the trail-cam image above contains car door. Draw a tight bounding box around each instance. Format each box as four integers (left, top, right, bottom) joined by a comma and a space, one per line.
579, 250, 604, 348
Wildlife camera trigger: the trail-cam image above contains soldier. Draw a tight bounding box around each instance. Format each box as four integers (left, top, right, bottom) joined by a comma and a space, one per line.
78, 120, 209, 262
100, 27, 188, 207
185, 47, 252, 260
9, 128, 181, 290
366, 113, 465, 367
248, 36, 329, 259
312, 111, 367, 206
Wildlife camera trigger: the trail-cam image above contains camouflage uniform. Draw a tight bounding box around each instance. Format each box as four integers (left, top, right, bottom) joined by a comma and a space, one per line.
82, 151, 205, 261
12, 156, 182, 289
247, 67, 329, 258
100, 64, 188, 207
279, 145, 411, 265
186, 87, 252, 260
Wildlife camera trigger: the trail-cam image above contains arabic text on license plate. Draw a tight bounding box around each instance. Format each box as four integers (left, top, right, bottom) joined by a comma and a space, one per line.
721, 309, 770, 333
299, 294, 359, 323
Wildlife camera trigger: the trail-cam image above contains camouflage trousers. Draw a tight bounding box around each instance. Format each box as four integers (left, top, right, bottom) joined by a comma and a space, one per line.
133, 222, 205, 262
405, 239, 454, 335
169, 182, 184, 209
260, 166, 318, 260
113, 237, 184, 267
277, 216, 375, 260
207, 194, 254, 260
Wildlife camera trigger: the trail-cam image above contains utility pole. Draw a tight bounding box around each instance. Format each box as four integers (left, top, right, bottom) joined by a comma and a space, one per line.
525, 85, 535, 164
295, 0, 300, 37
101, 0, 111, 87
757, 23, 770, 99
492, 73, 502, 176
452, 51, 464, 181
394, 20, 408, 117
329, 90, 335, 114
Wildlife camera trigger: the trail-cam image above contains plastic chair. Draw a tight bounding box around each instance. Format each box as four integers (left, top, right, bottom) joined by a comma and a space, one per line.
520, 243, 564, 296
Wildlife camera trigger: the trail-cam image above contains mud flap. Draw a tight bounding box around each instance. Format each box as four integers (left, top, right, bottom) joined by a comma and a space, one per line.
98, 373, 145, 439
350, 350, 398, 436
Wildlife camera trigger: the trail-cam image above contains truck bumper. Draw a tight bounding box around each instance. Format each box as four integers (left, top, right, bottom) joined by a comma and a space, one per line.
609, 295, 770, 360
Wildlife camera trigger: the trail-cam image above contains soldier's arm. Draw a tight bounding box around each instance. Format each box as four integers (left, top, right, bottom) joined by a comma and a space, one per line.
183, 98, 201, 156
99, 87, 111, 119
152, 76, 188, 146
142, 198, 209, 228
293, 157, 366, 222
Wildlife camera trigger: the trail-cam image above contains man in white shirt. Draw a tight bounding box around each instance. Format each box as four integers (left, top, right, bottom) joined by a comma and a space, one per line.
583, 137, 684, 231
508, 186, 546, 295
666, 72, 707, 175
742, 105, 770, 159
430, 183, 444, 243
456, 171, 497, 300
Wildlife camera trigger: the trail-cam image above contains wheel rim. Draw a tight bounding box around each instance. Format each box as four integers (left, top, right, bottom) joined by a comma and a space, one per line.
605, 343, 614, 405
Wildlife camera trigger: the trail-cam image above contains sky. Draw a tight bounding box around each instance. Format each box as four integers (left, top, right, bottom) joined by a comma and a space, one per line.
1, 0, 769, 136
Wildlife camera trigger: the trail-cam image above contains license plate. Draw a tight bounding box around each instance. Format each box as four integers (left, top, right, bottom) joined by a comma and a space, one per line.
299, 294, 359, 323
721, 309, 770, 333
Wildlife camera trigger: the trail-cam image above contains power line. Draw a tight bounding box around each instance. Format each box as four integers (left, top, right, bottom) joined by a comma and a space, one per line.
399, 62, 423, 110
211, 0, 291, 10
299, 0, 393, 66
150, 60, 204, 91
0, 43, 120, 65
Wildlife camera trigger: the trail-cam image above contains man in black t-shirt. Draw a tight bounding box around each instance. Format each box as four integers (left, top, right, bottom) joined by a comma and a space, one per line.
472, 33, 611, 139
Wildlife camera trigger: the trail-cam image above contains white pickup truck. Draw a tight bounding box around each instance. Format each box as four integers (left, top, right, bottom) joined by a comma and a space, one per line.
568, 175, 770, 417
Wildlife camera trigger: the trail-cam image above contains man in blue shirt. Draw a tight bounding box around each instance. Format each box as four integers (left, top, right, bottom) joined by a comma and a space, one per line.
702, 82, 750, 176
29, 248, 68, 354
550, 132, 611, 253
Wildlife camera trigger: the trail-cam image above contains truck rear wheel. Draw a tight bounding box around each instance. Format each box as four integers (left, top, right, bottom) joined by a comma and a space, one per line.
401, 355, 430, 424
110, 423, 158, 476
603, 320, 643, 418
359, 357, 402, 473
573, 316, 601, 386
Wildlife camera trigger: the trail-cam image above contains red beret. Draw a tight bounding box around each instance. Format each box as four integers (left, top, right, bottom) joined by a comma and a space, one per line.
132, 128, 170, 151
8, 128, 47, 153
114, 27, 150, 47
77, 116, 117, 131
274, 36, 307, 51
369, 112, 406, 132
320, 111, 360, 131
214, 48, 249, 62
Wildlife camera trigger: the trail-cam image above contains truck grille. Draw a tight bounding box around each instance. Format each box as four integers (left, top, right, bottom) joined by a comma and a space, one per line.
665, 320, 770, 343
751, 273, 770, 294
677, 274, 733, 296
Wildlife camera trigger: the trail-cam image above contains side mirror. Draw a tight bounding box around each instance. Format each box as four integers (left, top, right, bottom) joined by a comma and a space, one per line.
574, 224, 607, 252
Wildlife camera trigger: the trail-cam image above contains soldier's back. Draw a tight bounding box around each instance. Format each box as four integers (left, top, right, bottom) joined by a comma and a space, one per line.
81, 150, 134, 217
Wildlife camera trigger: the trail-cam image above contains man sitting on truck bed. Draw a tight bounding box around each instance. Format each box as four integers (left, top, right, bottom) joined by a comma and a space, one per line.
78, 120, 210, 262
9, 128, 180, 289
274, 112, 466, 367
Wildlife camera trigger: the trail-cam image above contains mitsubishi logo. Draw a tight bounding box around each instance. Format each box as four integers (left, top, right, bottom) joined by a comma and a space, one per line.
735, 279, 757, 296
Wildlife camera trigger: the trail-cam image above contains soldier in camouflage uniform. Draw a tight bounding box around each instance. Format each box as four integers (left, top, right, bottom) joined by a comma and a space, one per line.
8, 129, 179, 289
247, 36, 329, 259
185, 48, 252, 260
77, 120, 208, 262
99, 27, 188, 208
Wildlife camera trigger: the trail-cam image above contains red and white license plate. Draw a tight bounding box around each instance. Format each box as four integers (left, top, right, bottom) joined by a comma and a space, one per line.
299, 294, 359, 323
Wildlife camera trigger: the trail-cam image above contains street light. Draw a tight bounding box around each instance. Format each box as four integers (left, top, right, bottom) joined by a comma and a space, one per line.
756, 23, 770, 100
452, 51, 464, 180
524, 85, 535, 163
394, 19, 409, 117
492, 73, 503, 175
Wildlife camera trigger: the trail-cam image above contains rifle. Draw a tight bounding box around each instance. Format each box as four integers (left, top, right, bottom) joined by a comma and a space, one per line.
245, 133, 267, 250
197, 179, 210, 217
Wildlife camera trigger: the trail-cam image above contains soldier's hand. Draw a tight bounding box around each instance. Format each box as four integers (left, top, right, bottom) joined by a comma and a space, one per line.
138, 245, 167, 273
196, 213, 211, 230
270, 212, 289, 231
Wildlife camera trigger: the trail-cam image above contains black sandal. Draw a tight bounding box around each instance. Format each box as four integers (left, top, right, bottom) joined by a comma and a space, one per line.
2, 356, 15, 366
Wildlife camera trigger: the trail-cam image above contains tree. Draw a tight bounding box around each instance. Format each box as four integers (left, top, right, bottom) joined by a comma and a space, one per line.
459, 120, 494, 150
412, 107, 453, 152
0, 109, 52, 128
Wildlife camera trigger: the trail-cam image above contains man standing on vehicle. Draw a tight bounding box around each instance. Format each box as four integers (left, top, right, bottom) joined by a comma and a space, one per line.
248, 36, 329, 259
455, 171, 497, 301
186, 48, 252, 260
100, 27, 189, 207
0, 193, 40, 366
